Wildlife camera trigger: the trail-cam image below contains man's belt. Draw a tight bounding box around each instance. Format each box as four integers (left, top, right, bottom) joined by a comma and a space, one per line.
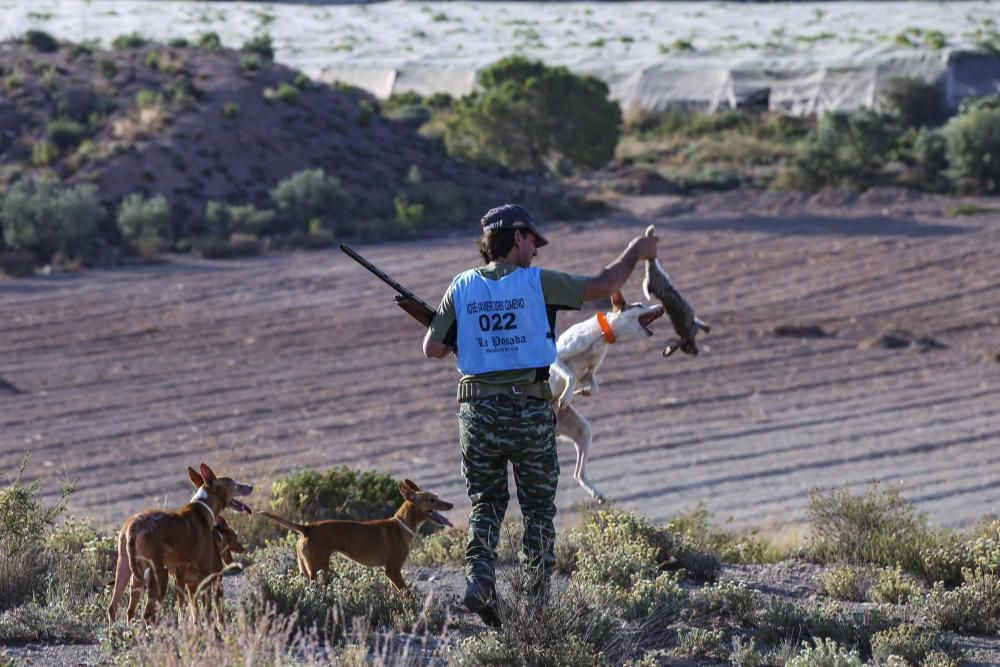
457, 381, 553, 403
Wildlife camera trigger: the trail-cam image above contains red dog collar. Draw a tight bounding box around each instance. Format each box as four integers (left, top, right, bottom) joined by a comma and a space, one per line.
596, 311, 616, 344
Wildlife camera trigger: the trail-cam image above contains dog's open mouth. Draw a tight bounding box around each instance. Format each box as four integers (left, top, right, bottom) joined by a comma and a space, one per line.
427, 510, 453, 527
229, 498, 253, 515
639, 305, 666, 336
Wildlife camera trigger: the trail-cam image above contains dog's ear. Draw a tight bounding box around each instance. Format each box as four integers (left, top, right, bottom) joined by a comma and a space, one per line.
404, 479, 421, 491
199, 463, 218, 485
188, 466, 205, 488
399, 483, 414, 500
610, 291, 627, 312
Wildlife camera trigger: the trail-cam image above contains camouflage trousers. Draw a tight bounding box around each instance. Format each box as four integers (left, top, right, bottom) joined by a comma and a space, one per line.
458, 394, 559, 587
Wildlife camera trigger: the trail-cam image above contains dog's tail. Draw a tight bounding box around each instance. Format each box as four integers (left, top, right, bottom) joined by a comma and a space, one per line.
258, 511, 309, 535
125, 523, 146, 584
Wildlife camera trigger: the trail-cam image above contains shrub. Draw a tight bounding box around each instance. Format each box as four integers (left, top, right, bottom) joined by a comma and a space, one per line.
730, 636, 797, 667
870, 623, 959, 666
819, 565, 871, 602
47, 118, 87, 151
667, 504, 789, 564
787, 638, 861, 667
357, 100, 374, 127
792, 109, 900, 190
882, 77, 946, 129
241, 33, 274, 60
167, 37, 189, 48
222, 103, 239, 119
111, 32, 148, 50
0, 599, 94, 643
195, 32, 222, 50
918, 569, 1000, 634
458, 631, 602, 667
0, 179, 103, 263
943, 104, 1000, 193
270, 168, 351, 235
116, 193, 171, 257
912, 128, 950, 191
23, 29, 59, 53
393, 196, 425, 227
244, 542, 441, 638
803, 601, 895, 652
806, 483, 931, 573
196, 234, 260, 260
676, 627, 727, 660
239, 54, 260, 71
688, 580, 763, 626
0, 250, 36, 278
445, 56, 621, 175
919, 533, 974, 585
409, 525, 466, 567
0, 452, 73, 611
31, 139, 58, 166
870, 566, 922, 604
205, 202, 274, 237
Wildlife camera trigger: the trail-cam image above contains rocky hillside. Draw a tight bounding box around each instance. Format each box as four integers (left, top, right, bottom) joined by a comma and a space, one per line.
0, 34, 549, 241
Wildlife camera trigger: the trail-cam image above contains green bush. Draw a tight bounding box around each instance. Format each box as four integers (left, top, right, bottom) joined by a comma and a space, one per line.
819, 565, 871, 602
870, 623, 959, 666
943, 104, 1000, 193
241, 33, 274, 60
47, 118, 88, 151
688, 580, 763, 627
676, 627, 727, 660
806, 483, 931, 573
0, 599, 94, 643
393, 196, 425, 227
0, 452, 73, 611
870, 566, 922, 604
882, 77, 946, 129
111, 32, 148, 50
239, 54, 260, 71
791, 110, 900, 190
787, 637, 861, 667
0, 179, 103, 263
204, 201, 275, 237
445, 56, 621, 175
270, 168, 351, 235
244, 542, 442, 638
667, 504, 789, 564
357, 100, 374, 127
195, 32, 222, 50
31, 139, 58, 166
116, 193, 171, 257
912, 128, 950, 191
409, 526, 466, 567
918, 569, 1000, 634
196, 234, 260, 260
919, 532, 976, 585
167, 37, 189, 49
23, 29, 59, 53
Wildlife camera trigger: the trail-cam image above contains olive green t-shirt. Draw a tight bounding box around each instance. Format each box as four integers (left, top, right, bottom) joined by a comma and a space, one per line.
428, 262, 587, 385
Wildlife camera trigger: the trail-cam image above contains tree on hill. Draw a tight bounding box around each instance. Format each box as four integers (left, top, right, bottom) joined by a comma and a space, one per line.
444, 56, 622, 177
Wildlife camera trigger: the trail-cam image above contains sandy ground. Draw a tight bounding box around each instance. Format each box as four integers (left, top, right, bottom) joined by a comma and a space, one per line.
1, 190, 999, 535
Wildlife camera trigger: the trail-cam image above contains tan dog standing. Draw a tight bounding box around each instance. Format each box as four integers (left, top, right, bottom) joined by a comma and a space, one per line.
549, 291, 664, 500
106, 463, 254, 629
259, 479, 453, 595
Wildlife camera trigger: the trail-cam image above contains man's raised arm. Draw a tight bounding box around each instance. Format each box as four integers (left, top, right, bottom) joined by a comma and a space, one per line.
583, 234, 659, 301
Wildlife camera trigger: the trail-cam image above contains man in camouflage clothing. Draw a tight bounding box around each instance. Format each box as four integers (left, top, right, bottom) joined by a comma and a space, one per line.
423, 204, 658, 627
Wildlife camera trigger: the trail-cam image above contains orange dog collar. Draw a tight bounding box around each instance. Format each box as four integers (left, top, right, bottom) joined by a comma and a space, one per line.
596, 311, 616, 344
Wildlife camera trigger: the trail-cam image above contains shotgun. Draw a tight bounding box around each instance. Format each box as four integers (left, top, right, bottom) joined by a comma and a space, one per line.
339, 244, 436, 327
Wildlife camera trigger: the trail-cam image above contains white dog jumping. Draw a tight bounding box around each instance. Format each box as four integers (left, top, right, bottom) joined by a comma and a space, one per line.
549, 291, 664, 500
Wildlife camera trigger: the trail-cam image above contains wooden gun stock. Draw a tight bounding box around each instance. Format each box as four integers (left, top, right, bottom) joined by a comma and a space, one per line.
394, 295, 435, 328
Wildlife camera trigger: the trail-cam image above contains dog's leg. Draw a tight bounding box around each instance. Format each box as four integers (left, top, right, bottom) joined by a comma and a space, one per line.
557, 404, 604, 501
142, 560, 168, 624
126, 576, 143, 621
106, 529, 130, 630
384, 567, 412, 599
550, 358, 576, 410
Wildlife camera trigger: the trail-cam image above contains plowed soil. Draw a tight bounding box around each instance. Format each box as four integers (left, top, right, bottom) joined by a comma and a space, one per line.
2, 190, 998, 533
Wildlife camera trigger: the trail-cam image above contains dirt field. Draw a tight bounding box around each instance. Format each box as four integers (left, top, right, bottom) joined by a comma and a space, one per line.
2, 189, 998, 534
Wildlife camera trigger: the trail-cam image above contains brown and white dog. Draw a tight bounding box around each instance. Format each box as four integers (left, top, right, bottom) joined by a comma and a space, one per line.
106, 463, 253, 629
258, 479, 453, 595
549, 291, 664, 500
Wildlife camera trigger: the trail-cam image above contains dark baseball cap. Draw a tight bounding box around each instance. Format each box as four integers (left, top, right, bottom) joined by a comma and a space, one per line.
480, 204, 549, 247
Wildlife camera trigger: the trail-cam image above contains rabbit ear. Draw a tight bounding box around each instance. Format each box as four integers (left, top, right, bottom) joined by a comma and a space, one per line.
610, 291, 627, 312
